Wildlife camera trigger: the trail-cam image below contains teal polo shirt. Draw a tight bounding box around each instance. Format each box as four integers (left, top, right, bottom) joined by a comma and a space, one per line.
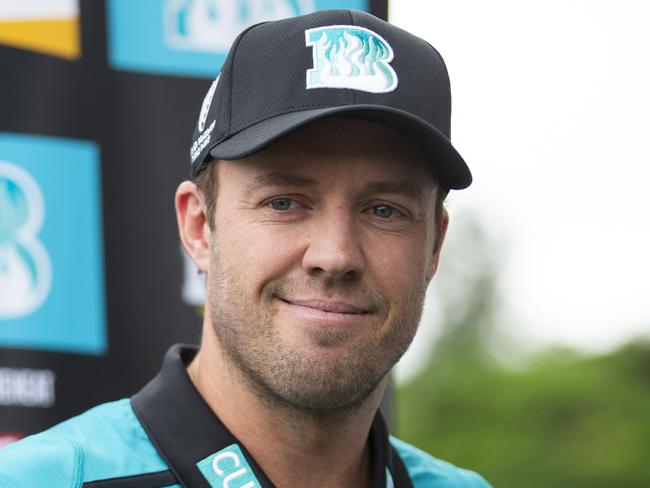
0, 345, 491, 487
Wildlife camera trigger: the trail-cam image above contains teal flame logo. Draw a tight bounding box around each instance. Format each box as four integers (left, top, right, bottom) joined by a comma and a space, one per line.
0, 162, 51, 318
305, 25, 398, 93
0, 178, 37, 282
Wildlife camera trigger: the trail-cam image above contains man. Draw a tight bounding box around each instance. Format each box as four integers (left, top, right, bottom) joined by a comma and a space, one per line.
0, 9, 491, 488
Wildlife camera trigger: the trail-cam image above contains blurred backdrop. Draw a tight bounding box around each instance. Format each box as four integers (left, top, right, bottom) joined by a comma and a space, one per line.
1, 1, 649, 487
391, 2, 650, 487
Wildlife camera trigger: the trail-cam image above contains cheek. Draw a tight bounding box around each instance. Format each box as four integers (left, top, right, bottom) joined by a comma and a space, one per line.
214, 215, 304, 291
365, 233, 432, 297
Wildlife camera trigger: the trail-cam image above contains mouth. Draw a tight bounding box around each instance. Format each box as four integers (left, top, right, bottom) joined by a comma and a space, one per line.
277, 297, 371, 326
281, 298, 368, 314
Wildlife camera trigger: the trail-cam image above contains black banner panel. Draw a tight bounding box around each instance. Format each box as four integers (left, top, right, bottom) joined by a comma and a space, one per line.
0, 0, 387, 446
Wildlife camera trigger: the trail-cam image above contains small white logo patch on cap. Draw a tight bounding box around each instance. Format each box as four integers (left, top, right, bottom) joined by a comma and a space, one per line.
198, 74, 219, 132
305, 25, 398, 93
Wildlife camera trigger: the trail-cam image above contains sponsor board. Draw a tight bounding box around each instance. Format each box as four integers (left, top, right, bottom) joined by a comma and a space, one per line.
0, 367, 56, 408
182, 245, 205, 306
107, 0, 368, 78
0, 0, 80, 59
0, 133, 106, 355
0, 433, 23, 448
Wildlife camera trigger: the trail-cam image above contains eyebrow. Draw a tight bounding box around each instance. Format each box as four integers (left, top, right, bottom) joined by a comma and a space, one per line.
363, 181, 430, 208
246, 172, 317, 194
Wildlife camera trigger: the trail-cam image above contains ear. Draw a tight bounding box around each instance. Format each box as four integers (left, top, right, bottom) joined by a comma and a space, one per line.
175, 181, 210, 273
427, 207, 449, 282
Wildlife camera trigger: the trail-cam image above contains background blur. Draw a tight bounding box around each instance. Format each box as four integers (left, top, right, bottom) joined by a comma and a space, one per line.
1, 1, 649, 487
391, 2, 650, 487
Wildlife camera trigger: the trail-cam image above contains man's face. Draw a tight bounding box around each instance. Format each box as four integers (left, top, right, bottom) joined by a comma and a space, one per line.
204, 118, 446, 411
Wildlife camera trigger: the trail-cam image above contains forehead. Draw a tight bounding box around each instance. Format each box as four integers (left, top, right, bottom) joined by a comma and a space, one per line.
218, 117, 437, 189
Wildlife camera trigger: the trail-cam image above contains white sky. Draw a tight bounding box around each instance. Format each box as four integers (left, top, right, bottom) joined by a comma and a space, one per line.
391, 1, 650, 380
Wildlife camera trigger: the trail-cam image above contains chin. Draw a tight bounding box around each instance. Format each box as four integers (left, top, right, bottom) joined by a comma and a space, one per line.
256, 349, 391, 412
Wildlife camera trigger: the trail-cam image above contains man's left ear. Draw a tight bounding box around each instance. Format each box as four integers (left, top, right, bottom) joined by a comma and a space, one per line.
427, 208, 449, 282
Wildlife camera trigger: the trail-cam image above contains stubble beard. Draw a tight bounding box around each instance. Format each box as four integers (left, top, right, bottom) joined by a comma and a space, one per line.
207, 246, 428, 416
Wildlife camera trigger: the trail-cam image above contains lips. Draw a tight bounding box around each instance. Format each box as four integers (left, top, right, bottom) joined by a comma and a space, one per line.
280, 298, 369, 315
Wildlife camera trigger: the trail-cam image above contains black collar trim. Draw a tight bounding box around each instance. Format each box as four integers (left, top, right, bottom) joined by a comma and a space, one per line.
82, 470, 176, 487
132, 344, 412, 488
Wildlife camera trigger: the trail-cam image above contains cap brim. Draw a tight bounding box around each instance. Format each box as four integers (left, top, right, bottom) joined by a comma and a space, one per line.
209, 105, 471, 190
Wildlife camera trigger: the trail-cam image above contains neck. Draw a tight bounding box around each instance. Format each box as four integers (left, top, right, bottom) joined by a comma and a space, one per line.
187, 323, 387, 488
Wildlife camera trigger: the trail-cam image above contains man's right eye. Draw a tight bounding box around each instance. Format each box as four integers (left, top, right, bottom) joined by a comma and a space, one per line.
268, 198, 294, 211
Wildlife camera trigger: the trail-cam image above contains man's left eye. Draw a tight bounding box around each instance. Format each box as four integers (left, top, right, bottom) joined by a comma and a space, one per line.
372, 204, 398, 219
269, 198, 294, 211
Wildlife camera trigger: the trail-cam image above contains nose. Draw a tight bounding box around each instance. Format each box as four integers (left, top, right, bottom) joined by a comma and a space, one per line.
301, 208, 366, 282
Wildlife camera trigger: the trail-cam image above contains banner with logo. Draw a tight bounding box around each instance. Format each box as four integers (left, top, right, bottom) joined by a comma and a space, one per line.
0, 0, 386, 447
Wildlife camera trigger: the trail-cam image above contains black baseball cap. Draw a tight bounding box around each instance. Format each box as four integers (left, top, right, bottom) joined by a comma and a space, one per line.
189, 9, 472, 189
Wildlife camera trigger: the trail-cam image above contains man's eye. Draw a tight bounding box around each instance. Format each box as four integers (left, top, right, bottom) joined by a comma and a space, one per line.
372, 204, 397, 219
269, 198, 294, 211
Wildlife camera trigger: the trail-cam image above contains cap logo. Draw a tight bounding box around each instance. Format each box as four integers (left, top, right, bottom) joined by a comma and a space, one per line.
198, 74, 219, 132
305, 25, 398, 93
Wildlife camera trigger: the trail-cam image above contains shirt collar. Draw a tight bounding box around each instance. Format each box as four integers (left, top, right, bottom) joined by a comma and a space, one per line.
131, 344, 408, 488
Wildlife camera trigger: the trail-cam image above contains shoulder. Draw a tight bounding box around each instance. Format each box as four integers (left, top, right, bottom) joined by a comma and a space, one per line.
0, 398, 168, 487
0, 428, 81, 488
390, 436, 492, 488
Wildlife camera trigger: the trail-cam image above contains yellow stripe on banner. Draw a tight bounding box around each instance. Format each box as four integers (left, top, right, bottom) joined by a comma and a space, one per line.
0, 18, 80, 60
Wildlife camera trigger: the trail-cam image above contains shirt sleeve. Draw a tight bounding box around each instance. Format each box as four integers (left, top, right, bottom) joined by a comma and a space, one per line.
0, 433, 83, 488
390, 436, 492, 488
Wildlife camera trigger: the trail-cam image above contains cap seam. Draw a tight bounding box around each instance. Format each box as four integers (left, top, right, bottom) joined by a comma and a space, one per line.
423, 40, 452, 136
348, 9, 358, 106
227, 22, 268, 136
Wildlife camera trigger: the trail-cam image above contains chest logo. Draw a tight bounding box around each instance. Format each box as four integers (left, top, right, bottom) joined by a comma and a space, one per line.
197, 443, 261, 488
305, 25, 398, 93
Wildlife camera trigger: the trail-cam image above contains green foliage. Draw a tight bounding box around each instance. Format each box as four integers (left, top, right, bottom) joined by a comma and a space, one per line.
396, 214, 650, 486
396, 340, 650, 487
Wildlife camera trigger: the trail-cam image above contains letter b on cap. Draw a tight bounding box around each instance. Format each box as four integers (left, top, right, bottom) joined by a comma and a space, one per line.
305, 25, 398, 93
